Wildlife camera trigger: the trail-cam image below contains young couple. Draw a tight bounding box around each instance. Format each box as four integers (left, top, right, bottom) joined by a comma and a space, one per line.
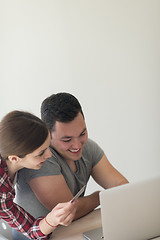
0, 92, 128, 239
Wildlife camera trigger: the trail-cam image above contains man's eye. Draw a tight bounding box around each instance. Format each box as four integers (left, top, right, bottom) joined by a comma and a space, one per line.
81, 132, 86, 136
62, 139, 71, 142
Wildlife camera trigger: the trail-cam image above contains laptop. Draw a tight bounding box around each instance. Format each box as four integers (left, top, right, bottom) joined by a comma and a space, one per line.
0, 219, 28, 240
83, 176, 160, 240
0, 219, 12, 240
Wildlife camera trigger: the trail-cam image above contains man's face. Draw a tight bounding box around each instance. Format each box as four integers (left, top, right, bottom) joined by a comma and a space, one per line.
50, 112, 88, 162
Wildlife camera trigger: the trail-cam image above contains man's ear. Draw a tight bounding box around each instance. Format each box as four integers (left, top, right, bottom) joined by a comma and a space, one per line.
8, 155, 20, 163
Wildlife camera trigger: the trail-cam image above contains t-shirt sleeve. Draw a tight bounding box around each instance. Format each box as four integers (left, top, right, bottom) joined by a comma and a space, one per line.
18, 156, 61, 184
83, 138, 104, 167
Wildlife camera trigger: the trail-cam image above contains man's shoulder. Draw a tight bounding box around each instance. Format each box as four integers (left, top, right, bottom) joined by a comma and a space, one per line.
83, 138, 98, 154
18, 153, 61, 180
84, 138, 99, 149
83, 138, 104, 156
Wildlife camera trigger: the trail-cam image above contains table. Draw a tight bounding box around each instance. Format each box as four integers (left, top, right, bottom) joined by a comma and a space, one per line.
49, 208, 160, 240
50, 208, 101, 240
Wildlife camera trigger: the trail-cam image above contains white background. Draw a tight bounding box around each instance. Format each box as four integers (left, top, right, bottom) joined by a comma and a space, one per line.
0, 0, 160, 194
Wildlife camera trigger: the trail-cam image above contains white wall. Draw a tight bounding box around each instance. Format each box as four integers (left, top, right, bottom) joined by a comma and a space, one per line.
0, 0, 160, 194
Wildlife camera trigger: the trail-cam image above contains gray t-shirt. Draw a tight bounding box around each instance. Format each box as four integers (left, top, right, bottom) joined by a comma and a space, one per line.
15, 138, 104, 218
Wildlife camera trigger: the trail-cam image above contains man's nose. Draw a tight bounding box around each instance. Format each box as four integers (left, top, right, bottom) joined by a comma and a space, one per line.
71, 138, 81, 149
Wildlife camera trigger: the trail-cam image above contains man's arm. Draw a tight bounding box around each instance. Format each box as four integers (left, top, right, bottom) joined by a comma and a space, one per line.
29, 175, 100, 220
29, 154, 128, 220
91, 154, 129, 189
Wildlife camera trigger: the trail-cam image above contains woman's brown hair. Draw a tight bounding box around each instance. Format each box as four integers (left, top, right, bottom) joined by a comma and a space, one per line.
0, 110, 49, 160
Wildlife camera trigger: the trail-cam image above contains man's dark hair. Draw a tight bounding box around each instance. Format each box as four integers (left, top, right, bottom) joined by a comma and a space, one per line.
41, 92, 84, 132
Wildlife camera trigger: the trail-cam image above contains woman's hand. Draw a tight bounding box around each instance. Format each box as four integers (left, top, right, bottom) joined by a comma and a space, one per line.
39, 200, 77, 235
47, 200, 77, 227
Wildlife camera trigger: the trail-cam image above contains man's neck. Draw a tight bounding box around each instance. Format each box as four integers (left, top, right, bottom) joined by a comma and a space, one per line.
66, 159, 77, 173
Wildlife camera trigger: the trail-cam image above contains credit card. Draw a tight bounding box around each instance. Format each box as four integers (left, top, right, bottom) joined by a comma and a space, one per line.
71, 185, 86, 203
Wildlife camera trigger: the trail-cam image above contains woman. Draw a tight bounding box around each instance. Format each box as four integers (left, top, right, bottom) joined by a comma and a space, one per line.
0, 110, 77, 239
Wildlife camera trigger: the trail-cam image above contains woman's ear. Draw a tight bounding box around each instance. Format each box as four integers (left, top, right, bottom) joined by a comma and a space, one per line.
8, 155, 20, 163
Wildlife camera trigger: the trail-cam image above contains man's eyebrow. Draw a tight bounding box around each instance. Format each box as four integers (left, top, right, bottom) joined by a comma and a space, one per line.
60, 135, 72, 139
60, 128, 86, 139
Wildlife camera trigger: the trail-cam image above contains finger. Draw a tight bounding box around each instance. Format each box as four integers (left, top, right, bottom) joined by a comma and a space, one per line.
55, 203, 77, 225
58, 210, 76, 226
56, 201, 77, 216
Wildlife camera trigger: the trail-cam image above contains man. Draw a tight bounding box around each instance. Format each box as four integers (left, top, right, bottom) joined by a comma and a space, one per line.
16, 92, 128, 220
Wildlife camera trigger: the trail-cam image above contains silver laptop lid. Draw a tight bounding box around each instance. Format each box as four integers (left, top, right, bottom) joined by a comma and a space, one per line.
100, 176, 160, 240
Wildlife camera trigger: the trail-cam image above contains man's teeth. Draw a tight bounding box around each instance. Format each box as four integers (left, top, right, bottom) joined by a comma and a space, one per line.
70, 149, 79, 152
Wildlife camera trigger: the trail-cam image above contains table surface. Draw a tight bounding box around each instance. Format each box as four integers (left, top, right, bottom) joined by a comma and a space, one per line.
50, 208, 101, 240
49, 208, 160, 240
